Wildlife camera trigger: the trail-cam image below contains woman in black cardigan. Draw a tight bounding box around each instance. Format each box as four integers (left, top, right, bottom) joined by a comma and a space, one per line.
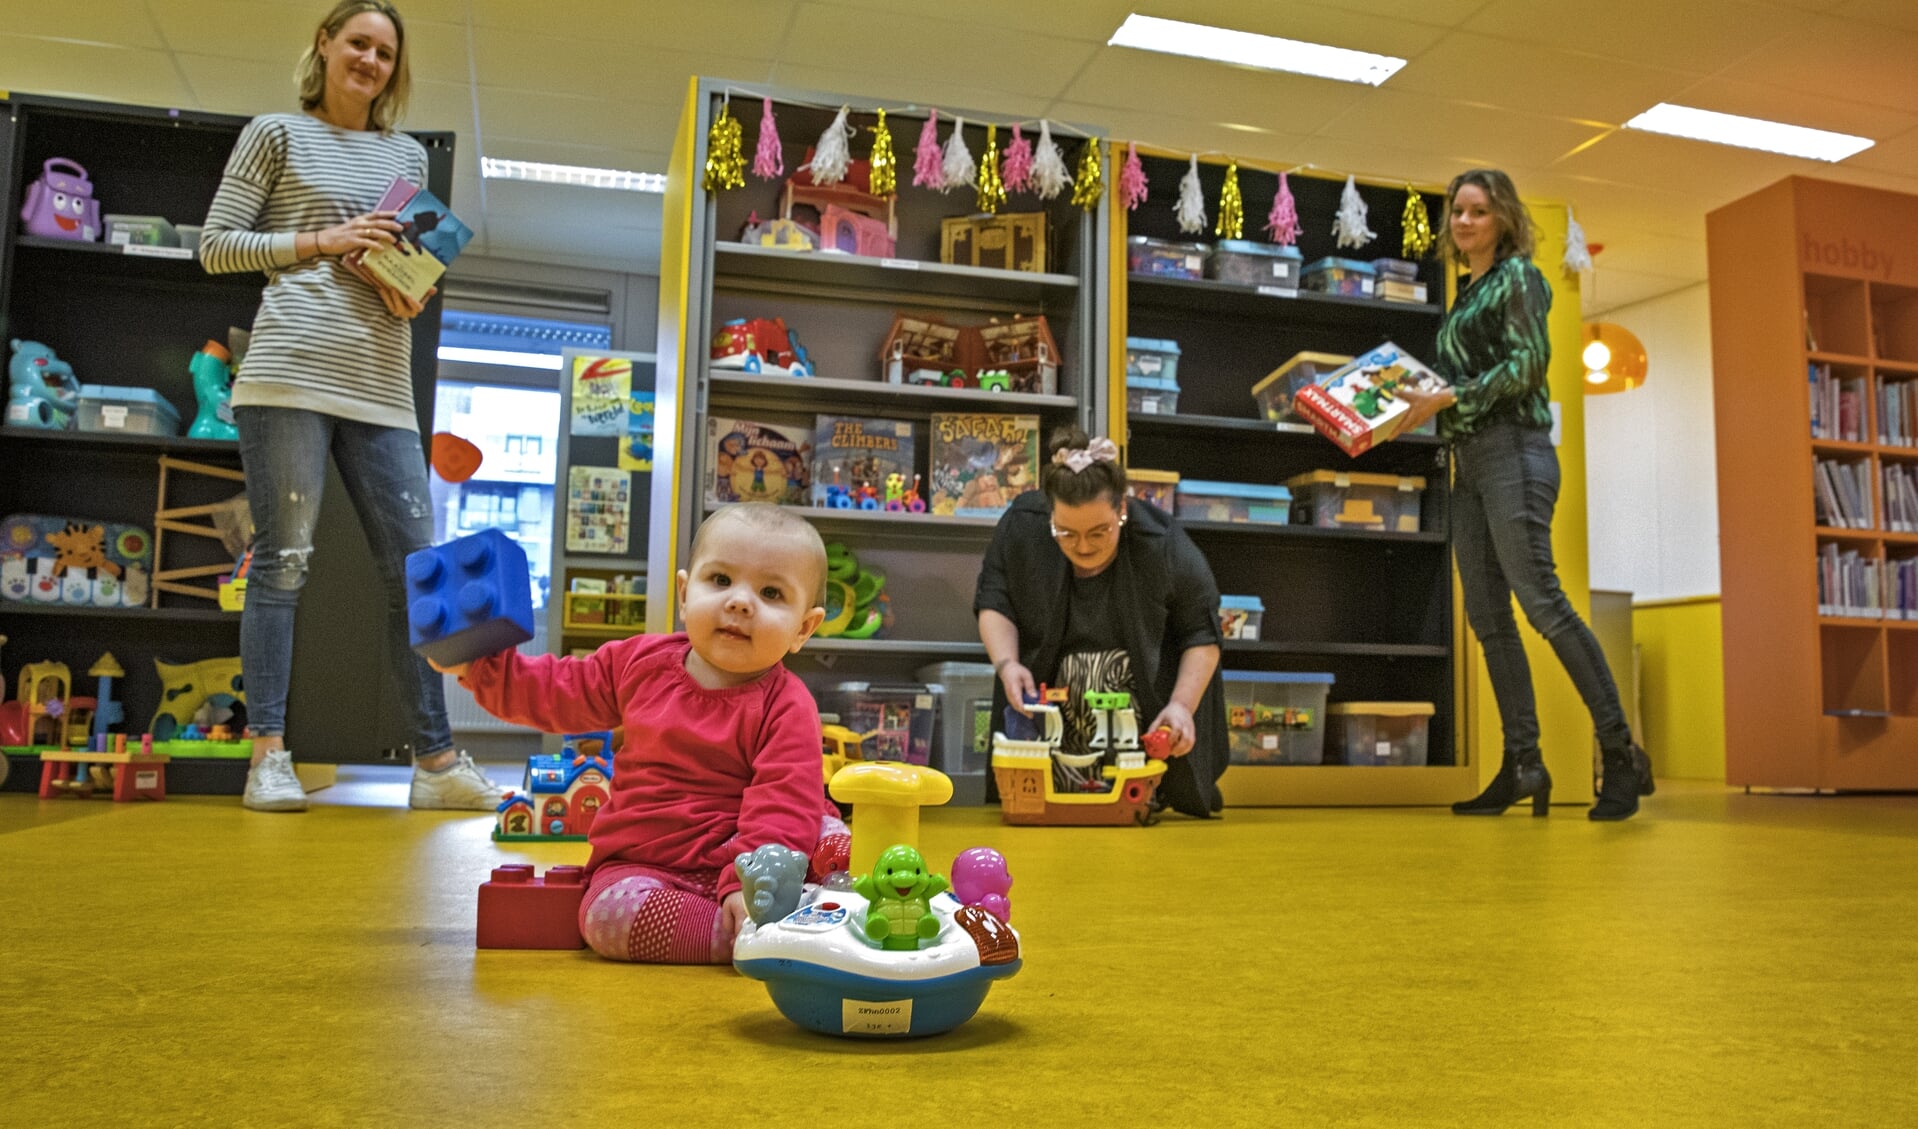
973, 427, 1228, 817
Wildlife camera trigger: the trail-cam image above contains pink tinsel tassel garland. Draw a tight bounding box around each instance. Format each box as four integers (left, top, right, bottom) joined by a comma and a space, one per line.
752, 97, 782, 179
1119, 142, 1148, 211
1267, 172, 1301, 245
913, 110, 944, 190
1003, 124, 1034, 193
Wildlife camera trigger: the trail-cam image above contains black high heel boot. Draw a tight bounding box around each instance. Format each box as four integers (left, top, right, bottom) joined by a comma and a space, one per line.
1452, 753, 1552, 817
1589, 743, 1653, 821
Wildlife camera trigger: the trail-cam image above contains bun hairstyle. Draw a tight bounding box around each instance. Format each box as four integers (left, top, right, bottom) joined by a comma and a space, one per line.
1041, 426, 1127, 508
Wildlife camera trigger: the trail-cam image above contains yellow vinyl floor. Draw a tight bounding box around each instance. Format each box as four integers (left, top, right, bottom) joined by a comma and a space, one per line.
4, 771, 1916, 1128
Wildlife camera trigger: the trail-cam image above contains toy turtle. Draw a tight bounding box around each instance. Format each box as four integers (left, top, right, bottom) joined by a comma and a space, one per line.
854, 843, 948, 951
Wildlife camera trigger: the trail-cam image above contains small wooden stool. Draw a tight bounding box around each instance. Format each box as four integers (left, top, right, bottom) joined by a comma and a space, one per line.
38, 749, 170, 801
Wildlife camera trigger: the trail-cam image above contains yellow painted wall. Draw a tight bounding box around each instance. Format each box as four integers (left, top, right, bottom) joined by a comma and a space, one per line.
1462, 201, 1598, 802
1632, 597, 1727, 781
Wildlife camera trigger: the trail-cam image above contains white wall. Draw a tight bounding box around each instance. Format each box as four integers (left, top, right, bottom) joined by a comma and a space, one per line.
1584, 283, 1720, 601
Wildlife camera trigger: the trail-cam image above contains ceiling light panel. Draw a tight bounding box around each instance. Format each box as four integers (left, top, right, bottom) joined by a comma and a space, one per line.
1623, 103, 1874, 162
481, 158, 668, 193
1106, 13, 1407, 86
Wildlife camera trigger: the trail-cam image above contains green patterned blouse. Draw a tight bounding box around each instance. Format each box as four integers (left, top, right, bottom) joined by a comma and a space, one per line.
1434, 255, 1556, 441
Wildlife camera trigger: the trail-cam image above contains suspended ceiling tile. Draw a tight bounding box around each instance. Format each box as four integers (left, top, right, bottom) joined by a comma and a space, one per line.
146, 1, 310, 60
1715, 16, 1918, 115
796, 0, 1135, 41
467, 0, 793, 60
1056, 102, 1315, 166
1305, 0, 1492, 27
468, 28, 747, 105
171, 53, 300, 117
0, 0, 167, 50
1844, 127, 1918, 177
1059, 49, 1369, 134
0, 37, 193, 107
1550, 129, 1826, 205
1668, 77, 1918, 141
1276, 135, 1475, 190
1581, 266, 1700, 317
475, 88, 680, 151
766, 64, 1050, 125
783, 4, 1099, 101
1463, 0, 1798, 74
404, 79, 477, 134
1316, 89, 1611, 171
1832, 0, 1918, 32
1386, 32, 1692, 125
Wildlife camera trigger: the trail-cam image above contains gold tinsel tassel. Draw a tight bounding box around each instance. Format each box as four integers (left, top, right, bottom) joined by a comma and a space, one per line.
701, 99, 745, 192
1070, 138, 1104, 210
1215, 161, 1244, 240
867, 109, 897, 198
976, 123, 1006, 214
1402, 183, 1434, 258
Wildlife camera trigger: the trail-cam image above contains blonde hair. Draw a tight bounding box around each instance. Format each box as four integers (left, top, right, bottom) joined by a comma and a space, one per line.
296, 1, 410, 131
1437, 168, 1537, 266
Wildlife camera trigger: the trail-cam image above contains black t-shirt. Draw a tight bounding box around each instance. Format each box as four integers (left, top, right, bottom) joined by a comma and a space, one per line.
1059, 566, 1125, 656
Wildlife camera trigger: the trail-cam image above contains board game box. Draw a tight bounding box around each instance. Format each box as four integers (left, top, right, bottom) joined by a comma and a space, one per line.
928, 413, 1040, 517
812, 415, 916, 505
706, 415, 814, 506
1291, 341, 1448, 456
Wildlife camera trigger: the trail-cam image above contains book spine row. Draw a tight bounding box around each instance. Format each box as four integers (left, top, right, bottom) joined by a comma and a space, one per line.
1880, 380, 1918, 448
1814, 456, 1875, 529
1818, 543, 1886, 618
1810, 364, 1867, 443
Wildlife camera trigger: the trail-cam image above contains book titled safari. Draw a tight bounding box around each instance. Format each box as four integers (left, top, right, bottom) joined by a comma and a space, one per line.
347, 177, 473, 303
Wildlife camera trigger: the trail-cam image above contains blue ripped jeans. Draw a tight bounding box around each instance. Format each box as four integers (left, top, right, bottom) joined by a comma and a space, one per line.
235, 405, 452, 756
1452, 420, 1633, 761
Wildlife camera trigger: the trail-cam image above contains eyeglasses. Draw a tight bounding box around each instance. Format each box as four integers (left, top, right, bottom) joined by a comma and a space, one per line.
1050, 511, 1127, 549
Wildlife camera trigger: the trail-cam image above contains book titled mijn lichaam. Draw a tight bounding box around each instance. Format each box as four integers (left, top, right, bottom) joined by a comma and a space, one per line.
347, 177, 472, 303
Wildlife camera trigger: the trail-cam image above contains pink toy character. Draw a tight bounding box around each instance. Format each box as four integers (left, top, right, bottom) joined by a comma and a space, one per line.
950, 846, 1012, 923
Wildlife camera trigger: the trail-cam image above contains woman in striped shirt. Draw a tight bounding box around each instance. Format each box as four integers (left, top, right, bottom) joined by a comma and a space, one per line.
200, 0, 501, 814
1399, 169, 1654, 821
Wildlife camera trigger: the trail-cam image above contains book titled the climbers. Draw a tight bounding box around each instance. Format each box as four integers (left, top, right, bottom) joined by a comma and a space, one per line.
347, 177, 473, 303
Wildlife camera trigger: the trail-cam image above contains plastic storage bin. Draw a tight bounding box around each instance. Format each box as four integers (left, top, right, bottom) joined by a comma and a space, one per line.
1371, 257, 1419, 282
1176, 480, 1291, 525
820, 682, 938, 766
76, 385, 180, 436
1224, 671, 1335, 765
1218, 594, 1264, 640
1252, 351, 1352, 422
1206, 239, 1302, 288
1127, 373, 1180, 415
1127, 236, 1209, 279
1125, 337, 1180, 384
1128, 468, 1180, 513
1301, 257, 1377, 297
915, 662, 993, 804
1326, 702, 1433, 766
103, 214, 178, 247
1286, 471, 1426, 533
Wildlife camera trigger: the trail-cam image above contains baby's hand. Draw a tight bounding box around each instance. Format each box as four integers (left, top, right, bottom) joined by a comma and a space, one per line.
718, 891, 749, 950
424, 657, 472, 679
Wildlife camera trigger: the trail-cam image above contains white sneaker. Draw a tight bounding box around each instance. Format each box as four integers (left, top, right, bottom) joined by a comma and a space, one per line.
409, 751, 505, 811
244, 749, 308, 812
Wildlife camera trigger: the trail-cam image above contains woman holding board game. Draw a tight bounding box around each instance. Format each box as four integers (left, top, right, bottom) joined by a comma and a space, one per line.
1396, 169, 1651, 821
974, 428, 1229, 819
199, 1, 499, 814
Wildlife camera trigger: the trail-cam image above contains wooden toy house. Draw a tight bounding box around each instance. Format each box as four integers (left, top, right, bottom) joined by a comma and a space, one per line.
879, 314, 1058, 394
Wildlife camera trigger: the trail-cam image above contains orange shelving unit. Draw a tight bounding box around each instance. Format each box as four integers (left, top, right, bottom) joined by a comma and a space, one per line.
1710, 176, 1918, 790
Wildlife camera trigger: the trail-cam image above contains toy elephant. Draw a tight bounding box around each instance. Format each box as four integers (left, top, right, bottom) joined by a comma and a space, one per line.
6, 340, 80, 430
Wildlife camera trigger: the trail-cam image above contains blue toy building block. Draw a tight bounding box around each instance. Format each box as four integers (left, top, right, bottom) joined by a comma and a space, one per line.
406, 529, 536, 667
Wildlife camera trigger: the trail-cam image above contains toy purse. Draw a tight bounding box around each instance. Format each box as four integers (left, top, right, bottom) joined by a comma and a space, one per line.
20, 158, 102, 241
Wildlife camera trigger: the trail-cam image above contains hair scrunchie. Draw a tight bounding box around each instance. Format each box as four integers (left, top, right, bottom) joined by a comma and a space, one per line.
1049, 436, 1119, 473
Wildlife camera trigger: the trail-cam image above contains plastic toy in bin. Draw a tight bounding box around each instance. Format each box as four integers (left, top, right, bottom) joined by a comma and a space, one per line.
6, 339, 81, 430
1218, 594, 1264, 640
990, 685, 1171, 825
733, 762, 1022, 1038
1287, 471, 1426, 533
1224, 672, 1335, 765
1327, 702, 1434, 766
1253, 351, 1351, 424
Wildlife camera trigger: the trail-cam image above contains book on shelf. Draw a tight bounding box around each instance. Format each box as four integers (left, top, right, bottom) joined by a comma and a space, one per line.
1814, 456, 1874, 528
1881, 380, 1918, 448
928, 412, 1039, 517
343, 177, 473, 302
812, 414, 915, 505
1818, 543, 1886, 618
1885, 464, 1918, 532
706, 414, 813, 506
1809, 364, 1867, 443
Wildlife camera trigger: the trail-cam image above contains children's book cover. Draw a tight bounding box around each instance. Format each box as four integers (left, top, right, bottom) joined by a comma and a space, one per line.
929, 413, 1039, 517
348, 177, 473, 302
707, 415, 814, 506
811, 415, 915, 504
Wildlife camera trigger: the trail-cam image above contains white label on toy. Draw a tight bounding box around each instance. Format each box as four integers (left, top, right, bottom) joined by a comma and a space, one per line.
881, 258, 919, 271
102, 405, 129, 428
843, 998, 912, 1036
1260, 734, 1278, 749
124, 244, 193, 259
1257, 285, 1298, 299
1359, 278, 1375, 295
1376, 741, 1392, 761
135, 771, 158, 789
111, 232, 132, 245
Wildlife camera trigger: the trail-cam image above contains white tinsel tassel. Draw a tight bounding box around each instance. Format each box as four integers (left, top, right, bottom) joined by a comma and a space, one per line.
1563, 206, 1594, 273
941, 116, 976, 193
1175, 155, 1207, 235
805, 105, 854, 186
1332, 175, 1376, 250
1030, 120, 1071, 200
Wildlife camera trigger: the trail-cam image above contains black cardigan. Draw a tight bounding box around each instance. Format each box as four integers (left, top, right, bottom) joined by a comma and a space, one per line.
973, 491, 1228, 817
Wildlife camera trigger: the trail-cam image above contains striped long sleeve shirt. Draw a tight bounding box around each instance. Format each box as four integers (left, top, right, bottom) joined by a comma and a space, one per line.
199, 112, 430, 431
1434, 255, 1556, 441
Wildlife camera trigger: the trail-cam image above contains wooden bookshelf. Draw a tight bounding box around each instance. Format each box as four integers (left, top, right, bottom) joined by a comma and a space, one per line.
1710, 176, 1918, 790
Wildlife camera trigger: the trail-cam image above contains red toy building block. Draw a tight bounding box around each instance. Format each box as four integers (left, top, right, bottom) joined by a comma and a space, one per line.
476, 864, 587, 950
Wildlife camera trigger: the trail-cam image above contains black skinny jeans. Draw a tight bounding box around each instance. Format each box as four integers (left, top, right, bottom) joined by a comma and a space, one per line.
1452, 420, 1633, 761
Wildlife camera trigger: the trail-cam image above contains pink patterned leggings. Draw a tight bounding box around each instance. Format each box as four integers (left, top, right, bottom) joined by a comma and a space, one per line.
578, 815, 851, 964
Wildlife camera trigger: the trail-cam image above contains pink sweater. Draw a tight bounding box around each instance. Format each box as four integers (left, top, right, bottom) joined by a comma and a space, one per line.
462, 633, 828, 899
